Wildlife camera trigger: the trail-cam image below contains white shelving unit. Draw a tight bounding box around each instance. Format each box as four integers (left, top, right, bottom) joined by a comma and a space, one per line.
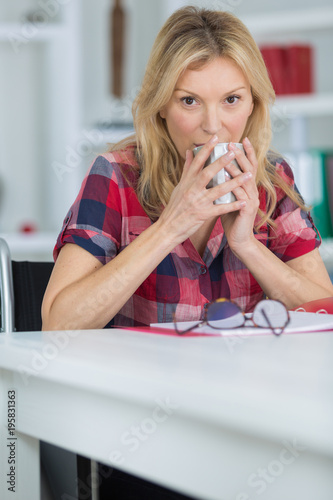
274, 93, 333, 118
0, 23, 65, 41
242, 7, 333, 152
242, 7, 333, 37
0, 231, 56, 261
245, 7, 333, 270
88, 125, 135, 151
0, 1, 82, 252
271, 93, 333, 153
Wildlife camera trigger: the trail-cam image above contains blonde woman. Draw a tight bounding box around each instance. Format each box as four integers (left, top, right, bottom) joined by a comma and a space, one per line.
42, 6, 333, 332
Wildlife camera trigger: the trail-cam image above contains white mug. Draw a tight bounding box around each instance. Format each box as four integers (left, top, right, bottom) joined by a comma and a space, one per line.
193, 142, 244, 204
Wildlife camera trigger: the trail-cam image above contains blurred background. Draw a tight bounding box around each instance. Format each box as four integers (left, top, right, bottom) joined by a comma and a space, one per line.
0, 0, 333, 270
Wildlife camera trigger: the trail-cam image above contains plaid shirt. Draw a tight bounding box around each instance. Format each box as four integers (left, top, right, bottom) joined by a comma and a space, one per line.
54, 147, 321, 327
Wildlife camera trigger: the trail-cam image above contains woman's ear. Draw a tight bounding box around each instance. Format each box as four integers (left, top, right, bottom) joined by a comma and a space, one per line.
159, 107, 166, 119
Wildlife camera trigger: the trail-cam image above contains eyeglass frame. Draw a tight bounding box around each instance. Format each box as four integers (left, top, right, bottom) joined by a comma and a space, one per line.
173, 298, 290, 336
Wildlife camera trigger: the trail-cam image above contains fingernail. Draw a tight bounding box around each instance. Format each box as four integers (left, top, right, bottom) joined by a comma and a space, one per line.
229, 142, 236, 149
210, 135, 218, 144
239, 201, 246, 208
227, 150, 235, 159
243, 172, 252, 180
244, 137, 251, 145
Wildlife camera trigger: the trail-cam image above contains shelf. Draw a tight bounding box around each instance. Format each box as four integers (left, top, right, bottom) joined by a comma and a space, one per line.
272, 93, 333, 118
0, 232, 56, 261
242, 7, 333, 37
89, 126, 135, 147
0, 23, 65, 42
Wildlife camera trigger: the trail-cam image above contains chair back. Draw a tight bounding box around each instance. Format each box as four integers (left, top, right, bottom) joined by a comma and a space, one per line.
0, 238, 15, 332
0, 237, 54, 333
12, 261, 54, 331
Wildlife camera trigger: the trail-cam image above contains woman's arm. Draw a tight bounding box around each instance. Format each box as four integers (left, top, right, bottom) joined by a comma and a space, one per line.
220, 139, 333, 308
42, 136, 251, 330
42, 220, 178, 330
234, 243, 333, 309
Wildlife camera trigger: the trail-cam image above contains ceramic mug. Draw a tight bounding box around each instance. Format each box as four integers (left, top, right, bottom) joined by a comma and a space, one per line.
193, 142, 244, 204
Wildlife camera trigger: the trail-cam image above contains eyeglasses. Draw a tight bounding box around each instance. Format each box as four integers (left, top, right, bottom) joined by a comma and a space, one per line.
174, 298, 290, 336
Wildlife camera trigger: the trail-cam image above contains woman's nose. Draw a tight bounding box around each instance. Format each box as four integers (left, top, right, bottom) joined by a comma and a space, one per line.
202, 108, 223, 136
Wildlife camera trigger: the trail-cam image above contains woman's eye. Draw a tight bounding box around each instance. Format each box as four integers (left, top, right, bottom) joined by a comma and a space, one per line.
226, 95, 239, 104
181, 96, 196, 106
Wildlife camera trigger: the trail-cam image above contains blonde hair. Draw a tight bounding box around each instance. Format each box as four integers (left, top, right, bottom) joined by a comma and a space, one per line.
110, 6, 306, 229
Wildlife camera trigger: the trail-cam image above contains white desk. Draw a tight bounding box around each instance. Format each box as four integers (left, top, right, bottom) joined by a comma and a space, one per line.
0, 327, 333, 500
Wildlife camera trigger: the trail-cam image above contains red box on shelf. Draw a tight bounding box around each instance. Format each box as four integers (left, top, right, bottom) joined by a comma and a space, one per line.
260, 44, 314, 95
260, 46, 289, 95
287, 44, 313, 94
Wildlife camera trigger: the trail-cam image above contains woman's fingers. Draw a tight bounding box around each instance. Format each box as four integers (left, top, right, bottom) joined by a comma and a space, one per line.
208, 170, 252, 204
186, 134, 218, 175
223, 139, 259, 201
228, 139, 258, 174
242, 137, 257, 167
181, 136, 259, 210
182, 149, 194, 175
224, 160, 258, 200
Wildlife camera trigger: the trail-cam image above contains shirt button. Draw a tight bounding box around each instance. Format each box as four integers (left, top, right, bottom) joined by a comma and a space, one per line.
200, 265, 207, 275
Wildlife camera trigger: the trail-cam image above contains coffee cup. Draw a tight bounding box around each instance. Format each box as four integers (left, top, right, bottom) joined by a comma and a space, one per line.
193, 142, 244, 204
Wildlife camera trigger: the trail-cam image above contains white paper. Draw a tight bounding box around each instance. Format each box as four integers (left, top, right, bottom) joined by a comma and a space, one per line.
151, 311, 333, 336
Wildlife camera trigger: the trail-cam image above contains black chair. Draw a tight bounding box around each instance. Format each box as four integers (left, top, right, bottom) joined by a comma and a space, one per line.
0, 238, 55, 333
0, 238, 96, 500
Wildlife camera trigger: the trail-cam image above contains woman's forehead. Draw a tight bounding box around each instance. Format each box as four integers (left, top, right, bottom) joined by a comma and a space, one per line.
175, 57, 250, 93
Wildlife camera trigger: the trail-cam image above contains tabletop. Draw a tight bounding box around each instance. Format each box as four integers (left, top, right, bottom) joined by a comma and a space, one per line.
1, 327, 333, 499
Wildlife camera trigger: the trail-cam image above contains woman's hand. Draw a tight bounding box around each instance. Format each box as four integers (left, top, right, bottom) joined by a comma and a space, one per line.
158, 135, 252, 246
220, 137, 260, 254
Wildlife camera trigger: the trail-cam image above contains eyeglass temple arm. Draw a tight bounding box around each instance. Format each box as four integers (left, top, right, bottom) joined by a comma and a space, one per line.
261, 309, 284, 336
174, 321, 202, 335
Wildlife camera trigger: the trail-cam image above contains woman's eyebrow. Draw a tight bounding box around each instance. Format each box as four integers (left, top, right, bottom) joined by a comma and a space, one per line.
174, 86, 247, 96
174, 88, 200, 96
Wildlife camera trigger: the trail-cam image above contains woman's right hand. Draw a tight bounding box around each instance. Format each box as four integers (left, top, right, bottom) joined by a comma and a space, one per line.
158, 135, 252, 245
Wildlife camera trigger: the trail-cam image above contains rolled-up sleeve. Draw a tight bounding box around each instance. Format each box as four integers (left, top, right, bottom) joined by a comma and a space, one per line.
268, 160, 321, 261
54, 155, 122, 264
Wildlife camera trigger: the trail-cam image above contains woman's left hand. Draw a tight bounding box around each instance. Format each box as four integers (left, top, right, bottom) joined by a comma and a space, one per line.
220, 137, 259, 254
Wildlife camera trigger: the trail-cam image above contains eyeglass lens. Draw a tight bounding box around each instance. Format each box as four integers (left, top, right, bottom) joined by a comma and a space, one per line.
206, 300, 244, 329
206, 299, 288, 330
252, 300, 288, 328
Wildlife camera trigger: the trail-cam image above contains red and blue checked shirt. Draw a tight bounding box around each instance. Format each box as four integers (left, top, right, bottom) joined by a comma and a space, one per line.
54, 147, 321, 327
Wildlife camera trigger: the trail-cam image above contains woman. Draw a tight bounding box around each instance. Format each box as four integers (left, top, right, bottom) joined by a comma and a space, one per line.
42, 6, 333, 332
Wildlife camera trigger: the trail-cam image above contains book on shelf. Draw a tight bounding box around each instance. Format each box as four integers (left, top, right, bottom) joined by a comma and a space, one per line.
260, 46, 288, 95
310, 150, 333, 239
260, 44, 314, 95
325, 154, 333, 235
288, 45, 314, 94
286, 149, 333, 239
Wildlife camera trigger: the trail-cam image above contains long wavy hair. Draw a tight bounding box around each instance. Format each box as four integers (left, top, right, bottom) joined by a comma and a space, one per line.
110, 6, 306, 229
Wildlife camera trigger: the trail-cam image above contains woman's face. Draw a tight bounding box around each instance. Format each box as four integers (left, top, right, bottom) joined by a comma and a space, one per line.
160, 57, 254, 160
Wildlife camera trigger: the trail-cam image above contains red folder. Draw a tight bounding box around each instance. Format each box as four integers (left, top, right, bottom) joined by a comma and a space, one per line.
260, 45, 289, 95
260, 44, 314, 95
292, 297, 333, 314
122, 325, 220, 337
287, 44, 313, 94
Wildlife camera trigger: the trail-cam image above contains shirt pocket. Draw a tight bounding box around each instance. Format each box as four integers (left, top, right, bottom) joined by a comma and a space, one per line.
122, 217, 152, 247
